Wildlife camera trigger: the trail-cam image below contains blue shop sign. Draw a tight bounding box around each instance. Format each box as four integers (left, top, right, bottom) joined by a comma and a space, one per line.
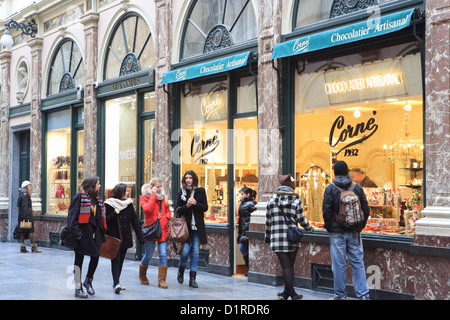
272, 9, 415, 60
162, 51, 251, 84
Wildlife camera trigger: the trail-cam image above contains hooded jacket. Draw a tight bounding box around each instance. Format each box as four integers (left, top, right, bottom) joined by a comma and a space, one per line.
265, 186, 313, 252
237, 197, 257, 243
322, 175, 370, 233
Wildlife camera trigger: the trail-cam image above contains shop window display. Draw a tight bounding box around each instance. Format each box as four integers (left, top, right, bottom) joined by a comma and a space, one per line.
180, 77, 258, 225
294, 42, 424, 236
46, 110, 71, 215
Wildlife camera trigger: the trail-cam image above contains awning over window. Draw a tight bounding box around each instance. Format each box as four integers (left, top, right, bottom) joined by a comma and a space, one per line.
161, 51, 251, 85
271, 9, 415, 60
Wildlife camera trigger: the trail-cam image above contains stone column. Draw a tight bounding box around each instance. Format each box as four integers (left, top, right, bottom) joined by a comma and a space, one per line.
257, 0, 283, 202
0, 50, 11, 215
154, 0, 173, 198
415, 1, 450, 245
80, 12, 99, 178
27, 37, 43, 214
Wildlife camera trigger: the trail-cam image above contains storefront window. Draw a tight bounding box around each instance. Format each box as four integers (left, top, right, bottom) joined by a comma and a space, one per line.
295, 0, 396, 28
46, 109, 71, 215
295, 42, 423, 237
180, 80, 229, 224
143, 118, 156, 184
181, 0, 257, 59
47, 39, 84, 95
104, 14, 155, 80
104, 95, 137, 200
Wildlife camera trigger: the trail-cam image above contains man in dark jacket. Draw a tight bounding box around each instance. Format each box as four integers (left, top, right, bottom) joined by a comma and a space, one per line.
322, 161, 370, 300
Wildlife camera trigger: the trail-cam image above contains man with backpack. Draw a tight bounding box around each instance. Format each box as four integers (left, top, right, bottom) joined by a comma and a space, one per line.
322, 160, 371, 300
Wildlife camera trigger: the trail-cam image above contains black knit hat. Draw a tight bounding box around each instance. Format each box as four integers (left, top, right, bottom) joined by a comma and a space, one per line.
334, 160, 349, 176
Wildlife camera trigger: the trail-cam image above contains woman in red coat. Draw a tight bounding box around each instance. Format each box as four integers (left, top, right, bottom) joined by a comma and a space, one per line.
139, 177, 171, 288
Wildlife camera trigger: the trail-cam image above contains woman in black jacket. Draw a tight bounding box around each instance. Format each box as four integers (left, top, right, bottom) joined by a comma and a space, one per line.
175, 170, 208, 288
67, 176, 106, 298
17, 181, 41, 253
237, 187, 257, 273
105, 183, 145, 294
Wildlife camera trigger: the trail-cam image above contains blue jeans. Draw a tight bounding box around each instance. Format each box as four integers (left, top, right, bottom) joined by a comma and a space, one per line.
141, 240, 167, 266
179, 231, 199, 272
329, 232, 370, 299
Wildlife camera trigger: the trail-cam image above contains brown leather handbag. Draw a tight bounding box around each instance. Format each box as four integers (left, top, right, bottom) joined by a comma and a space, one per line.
168, 208, 189, 254
100, 214, 122, 260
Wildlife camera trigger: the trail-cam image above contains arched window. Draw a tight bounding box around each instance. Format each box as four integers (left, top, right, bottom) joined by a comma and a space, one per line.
181, 0, 257, 60
47, 38, 83, 95
104, 13, 155, 80
294, 0, 396, 29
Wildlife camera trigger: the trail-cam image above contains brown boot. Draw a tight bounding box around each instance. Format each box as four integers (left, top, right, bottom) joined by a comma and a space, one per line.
139, 264, 149, 285
31, 243, 42, 253
20, 244, 29, 253
158, 265, 168, 289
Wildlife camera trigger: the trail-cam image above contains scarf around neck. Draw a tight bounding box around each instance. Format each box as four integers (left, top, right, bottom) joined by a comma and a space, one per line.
79, 188, 107, 230
104, 197, 133, 211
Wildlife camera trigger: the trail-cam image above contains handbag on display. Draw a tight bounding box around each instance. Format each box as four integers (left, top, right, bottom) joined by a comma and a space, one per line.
20, 220, 32, 229
279, 206, 304, 245
100, 215, 122, 259
141, 202, 162, 241
60, 226, 78, 250
168, 208, 189, 254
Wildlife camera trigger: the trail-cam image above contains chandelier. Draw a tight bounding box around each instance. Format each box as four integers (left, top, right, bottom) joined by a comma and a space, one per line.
383, 103, 423, 166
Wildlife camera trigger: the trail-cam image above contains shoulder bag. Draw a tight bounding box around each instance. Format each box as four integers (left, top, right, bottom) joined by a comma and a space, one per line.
279, 205, 304, 244
141, 201, 162, 241
100, 214, 122, 259
60, 226, 78, 250
168, 208, 189, 254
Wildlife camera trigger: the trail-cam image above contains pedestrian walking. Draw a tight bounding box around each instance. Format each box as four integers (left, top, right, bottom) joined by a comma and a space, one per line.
67, 176, 106, 298
237, 187, 257, 274
105, 183, 145, 294
17, 181, 41, 253
322, 160, 371, 300
139, 177, 171, 288
175, 170, 208, 288
265, 174, 314, 300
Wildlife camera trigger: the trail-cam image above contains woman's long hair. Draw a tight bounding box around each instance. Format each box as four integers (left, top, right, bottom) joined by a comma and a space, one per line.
81, 176, 100, 200
181, 170, 199, 190
110, 183, 127, 199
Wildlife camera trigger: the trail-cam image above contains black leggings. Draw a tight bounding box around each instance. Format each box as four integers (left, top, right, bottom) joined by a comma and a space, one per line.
74, 252, 99, 284
276, 249, 298, 296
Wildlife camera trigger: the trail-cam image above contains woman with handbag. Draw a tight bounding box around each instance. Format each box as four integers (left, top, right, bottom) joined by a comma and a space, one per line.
67, 176, 106, 298
17, 181, 41, 253
265, 174, 314, 300
237, 187, 257, 275
105, 184, 145, 294
175, 170, 208, 288
139, 177, 171, 288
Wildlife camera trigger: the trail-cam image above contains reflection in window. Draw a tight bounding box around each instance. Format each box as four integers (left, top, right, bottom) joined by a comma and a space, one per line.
181, 0, 257, 59
48, 39, 84, 95
104, 14, 155, 80
104, 95, 137, 200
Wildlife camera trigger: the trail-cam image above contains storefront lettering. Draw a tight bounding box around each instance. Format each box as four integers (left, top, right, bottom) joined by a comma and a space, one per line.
329, 115, 378, 155
201, 94, 224, 120
293, 37, 310, 54
112, 78, 140, 91
324, 73, 402, 95
191, 131, 220, 164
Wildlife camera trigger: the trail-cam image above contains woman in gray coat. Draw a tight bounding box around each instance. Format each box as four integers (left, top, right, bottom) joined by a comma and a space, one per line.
17, 181, 41, 253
